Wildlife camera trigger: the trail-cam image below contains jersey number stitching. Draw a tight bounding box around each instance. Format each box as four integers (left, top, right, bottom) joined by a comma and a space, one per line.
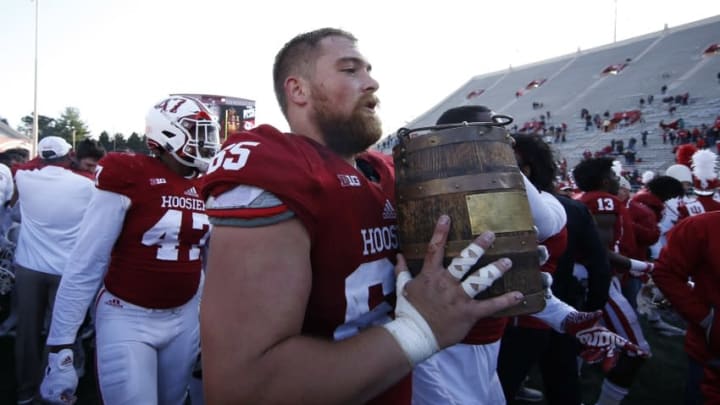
207, 141, 260, 173
141, 209, 210, 261
333, 258, 395, 341
596, 197, 615, 212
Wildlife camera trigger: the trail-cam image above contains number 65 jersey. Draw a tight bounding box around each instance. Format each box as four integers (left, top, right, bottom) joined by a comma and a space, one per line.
201, 125, 399, 340
97, 152, 210, 309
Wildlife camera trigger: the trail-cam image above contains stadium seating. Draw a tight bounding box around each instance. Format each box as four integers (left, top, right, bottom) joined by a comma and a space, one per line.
377, 15, 720, 176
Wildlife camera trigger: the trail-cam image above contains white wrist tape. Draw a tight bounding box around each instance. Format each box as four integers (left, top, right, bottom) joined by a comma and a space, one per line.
382, 317, 439, 367
629, 259, 653, 273
531, 291, 576, 332
383, 270, 439, 366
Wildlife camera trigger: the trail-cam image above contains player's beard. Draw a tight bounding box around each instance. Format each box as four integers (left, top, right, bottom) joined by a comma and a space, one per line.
311, 91, 382, 157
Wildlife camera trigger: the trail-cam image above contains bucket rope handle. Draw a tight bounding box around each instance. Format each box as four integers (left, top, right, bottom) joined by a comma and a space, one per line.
396, 114, 514, 141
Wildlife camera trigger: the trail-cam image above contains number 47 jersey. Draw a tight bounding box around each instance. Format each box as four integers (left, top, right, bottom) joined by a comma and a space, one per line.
96, 153, 210, 309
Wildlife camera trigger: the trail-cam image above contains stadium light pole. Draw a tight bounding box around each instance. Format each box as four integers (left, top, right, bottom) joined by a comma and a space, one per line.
31, 0, 40, 156
613, 0, 618, 43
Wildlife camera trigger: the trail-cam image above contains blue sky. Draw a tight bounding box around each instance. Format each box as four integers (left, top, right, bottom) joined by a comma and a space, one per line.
1, 0, 719, 138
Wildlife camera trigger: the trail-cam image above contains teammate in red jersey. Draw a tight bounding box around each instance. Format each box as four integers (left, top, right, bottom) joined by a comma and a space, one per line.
573, 157, 654, 405
653, 211, 720, 404
39, 95, 219, 404
199, 28, 524, 404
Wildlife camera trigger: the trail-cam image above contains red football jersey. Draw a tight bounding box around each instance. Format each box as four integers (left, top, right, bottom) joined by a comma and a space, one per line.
576, 190, 636, 255
627, 195, 663, 260
654, 212, 720, 363
97, 153, 209, 309
201, 125, 408, 403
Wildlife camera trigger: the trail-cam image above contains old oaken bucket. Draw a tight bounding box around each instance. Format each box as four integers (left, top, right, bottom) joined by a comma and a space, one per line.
393, 114, 545, 317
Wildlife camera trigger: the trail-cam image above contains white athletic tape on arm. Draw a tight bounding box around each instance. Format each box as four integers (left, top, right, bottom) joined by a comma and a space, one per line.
382, 270, 439, 366
447, 243, 485, 280
460, 263, 502, 298
531, 293, 576, 332
629, 259, 653, 274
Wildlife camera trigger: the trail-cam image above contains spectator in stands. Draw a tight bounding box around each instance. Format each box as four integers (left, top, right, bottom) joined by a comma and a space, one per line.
603, 120, 611, 132
12, 137, 95, 404
648, 95, 654, 104
641, 130, 649, 146
661, 84, 668, 94
623, 150, 636, 165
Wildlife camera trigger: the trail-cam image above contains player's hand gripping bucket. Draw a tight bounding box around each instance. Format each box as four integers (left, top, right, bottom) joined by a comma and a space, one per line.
393, 115, 545, 317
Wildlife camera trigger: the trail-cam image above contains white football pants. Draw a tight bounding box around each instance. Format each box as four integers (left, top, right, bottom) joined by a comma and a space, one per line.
412, 341, 506, 405
93, 286, 201, 405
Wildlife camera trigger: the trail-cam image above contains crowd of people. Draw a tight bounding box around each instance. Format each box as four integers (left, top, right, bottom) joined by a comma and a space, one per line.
0, 27, 717, 405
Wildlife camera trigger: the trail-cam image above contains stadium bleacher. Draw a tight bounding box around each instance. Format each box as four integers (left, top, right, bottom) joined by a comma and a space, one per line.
377, 15, 720, 177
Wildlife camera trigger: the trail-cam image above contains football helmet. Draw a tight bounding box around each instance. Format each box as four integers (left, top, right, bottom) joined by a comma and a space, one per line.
145, 96, 221, 172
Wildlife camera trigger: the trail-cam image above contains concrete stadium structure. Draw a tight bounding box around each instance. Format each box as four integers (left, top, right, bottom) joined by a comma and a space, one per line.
378, 15, 720, 176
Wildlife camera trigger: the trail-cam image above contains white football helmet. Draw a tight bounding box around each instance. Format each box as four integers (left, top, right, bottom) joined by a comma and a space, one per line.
145, 96, 221, 172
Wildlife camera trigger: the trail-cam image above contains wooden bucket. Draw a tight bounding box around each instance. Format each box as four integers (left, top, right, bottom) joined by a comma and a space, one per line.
393, 123, 545, 317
